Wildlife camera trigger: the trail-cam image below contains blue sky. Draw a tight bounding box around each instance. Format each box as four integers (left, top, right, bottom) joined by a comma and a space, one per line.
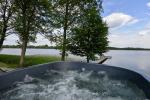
102, 0, 150, 48
4, 0, 150, 48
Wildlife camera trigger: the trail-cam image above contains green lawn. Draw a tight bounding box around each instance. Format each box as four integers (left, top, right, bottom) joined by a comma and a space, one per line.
0, 54, 61, 68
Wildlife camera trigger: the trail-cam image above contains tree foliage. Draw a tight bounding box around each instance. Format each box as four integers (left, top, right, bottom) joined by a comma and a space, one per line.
68, 1, 109, 63
0, 0, 109, 65
46, 0, 86, 61
14, 0, 51, 66
0, 0, 15, 49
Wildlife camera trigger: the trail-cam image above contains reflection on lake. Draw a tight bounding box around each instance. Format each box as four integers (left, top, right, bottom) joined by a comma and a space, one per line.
0, 48, 150, 77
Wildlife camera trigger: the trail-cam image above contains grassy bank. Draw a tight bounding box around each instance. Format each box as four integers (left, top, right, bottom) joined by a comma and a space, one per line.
0, 54, 60, 68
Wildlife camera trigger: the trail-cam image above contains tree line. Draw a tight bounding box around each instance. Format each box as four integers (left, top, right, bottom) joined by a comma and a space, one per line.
3, 45, 150, 51
0, 0, 108, 66
2, 45, 58, 49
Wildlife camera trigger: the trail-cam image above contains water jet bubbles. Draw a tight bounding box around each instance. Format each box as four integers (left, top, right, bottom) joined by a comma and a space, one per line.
82, 67, 86, 72
0, 70, 147, 100
98, 71, 106, 76
24, 75, 34, 83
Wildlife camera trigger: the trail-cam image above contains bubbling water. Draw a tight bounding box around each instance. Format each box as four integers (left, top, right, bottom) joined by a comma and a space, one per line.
0, 69, 147, 100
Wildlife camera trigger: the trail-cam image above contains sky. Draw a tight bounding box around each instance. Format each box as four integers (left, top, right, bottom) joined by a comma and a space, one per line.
4, 0, 150, 48
103, 0, 150, 48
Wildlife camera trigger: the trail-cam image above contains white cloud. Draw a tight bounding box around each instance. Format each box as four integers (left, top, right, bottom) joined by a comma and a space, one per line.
4, 34, 53, 46
30, 34, 54, 46
4, 34, 19, 45
138, 23, 150, 36
147, 2, 150, 8
108, 34, 139, 47
139, 29, 150, 36
108, 22, 150, 48
108, 33, 150, 48
104, 13, 138, 29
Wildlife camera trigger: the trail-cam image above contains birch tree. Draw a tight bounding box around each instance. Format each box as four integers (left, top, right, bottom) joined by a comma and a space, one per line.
0, 0, 15, 49
14, 0, 51, 66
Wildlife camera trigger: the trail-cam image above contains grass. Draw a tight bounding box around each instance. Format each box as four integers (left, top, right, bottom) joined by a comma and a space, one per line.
0, 54, 61, 68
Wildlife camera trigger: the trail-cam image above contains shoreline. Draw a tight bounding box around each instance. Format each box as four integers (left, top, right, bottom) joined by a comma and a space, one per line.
1, 47, 150, 51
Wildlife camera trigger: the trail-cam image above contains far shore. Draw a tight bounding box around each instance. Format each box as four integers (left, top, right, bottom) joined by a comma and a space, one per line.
1, 46, 150, 51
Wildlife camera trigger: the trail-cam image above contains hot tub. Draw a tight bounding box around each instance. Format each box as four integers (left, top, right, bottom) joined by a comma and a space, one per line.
0, 62, 150, 99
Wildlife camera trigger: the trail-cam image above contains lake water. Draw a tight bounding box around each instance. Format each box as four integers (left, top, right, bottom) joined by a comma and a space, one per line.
0, 48, 150, 78
104, 50, 150, 78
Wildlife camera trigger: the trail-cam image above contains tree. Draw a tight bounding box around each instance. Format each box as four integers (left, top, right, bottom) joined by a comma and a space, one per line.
0, 0, 15, 50
46, 0, 83, 61
14, 0, 51, 66
68, 1, 108, 63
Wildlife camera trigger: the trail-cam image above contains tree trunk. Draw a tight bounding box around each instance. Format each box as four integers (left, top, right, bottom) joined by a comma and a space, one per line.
61, 29, 67, 61
0, 18, 7, 50
19, 40, 27, 67
87, 56, 90, 63
61, 3, 69, 61
0, 33, 5, 50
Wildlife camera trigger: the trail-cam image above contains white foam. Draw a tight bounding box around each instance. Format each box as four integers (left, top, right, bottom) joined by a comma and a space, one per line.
24, 75, 34, 83
0, 70, 147, 100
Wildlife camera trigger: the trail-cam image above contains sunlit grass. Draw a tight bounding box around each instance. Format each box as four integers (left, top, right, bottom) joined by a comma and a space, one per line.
0, 54, 61, 68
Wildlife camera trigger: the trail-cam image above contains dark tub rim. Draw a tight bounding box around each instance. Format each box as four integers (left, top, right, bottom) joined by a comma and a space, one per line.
1, 61, 150, 82
0, 61, 150, 98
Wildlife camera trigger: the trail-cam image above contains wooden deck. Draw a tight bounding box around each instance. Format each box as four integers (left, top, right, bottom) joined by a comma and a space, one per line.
0, 67, 15, 73
97, 56, 112, 64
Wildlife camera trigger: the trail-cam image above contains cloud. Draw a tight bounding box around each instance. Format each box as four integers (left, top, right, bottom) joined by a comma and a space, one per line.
138, 23, 150, 36
108, 33, 150, 48
108, 34, 139, 47
147, 2, 150, 8
139, 29, 150, 36
4, 34, 19, 45
108, 22, 150, 48
30, 34, 54, 46
4, 34, 53, 46
103, 13, 138, 29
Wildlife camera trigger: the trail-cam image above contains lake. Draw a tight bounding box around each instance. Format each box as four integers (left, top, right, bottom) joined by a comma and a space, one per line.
0, 48, 150, 78
104, 50, 150, 79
